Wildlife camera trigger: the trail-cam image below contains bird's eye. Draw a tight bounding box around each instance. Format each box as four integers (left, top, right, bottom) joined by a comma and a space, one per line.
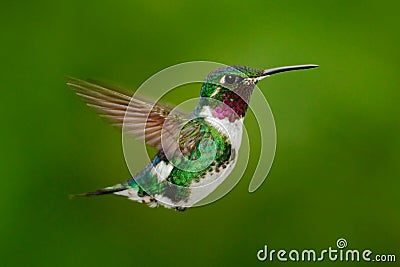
225, 75, 236, 84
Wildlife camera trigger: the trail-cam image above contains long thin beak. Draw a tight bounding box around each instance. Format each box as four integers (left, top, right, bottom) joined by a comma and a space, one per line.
260, 64, 318, 78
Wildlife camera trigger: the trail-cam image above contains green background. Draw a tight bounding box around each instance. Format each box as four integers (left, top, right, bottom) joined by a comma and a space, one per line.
1, 1, 399, 266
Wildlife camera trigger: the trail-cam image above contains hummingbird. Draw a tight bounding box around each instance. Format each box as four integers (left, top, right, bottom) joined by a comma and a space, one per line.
68, 64, 318, 210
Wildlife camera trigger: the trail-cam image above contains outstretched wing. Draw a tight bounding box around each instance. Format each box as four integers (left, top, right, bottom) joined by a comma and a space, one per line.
66, 77, 189, 151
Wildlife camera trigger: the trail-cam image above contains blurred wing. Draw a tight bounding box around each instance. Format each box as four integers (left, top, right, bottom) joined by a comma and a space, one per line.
66, 77, 189, 151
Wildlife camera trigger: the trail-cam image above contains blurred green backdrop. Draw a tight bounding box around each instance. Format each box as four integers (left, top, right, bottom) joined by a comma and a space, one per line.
1, 1, 399, 266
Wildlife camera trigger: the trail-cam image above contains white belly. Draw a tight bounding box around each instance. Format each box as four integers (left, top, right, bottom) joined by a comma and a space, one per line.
182, 106, 244, 207
116, 106, 244, 209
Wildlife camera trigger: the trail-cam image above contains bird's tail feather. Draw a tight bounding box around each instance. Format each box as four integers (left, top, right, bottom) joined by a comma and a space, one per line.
71, 183, 127, 198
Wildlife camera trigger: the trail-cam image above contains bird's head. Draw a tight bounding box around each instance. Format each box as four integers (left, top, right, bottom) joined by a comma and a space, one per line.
199, 64, 318, 122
